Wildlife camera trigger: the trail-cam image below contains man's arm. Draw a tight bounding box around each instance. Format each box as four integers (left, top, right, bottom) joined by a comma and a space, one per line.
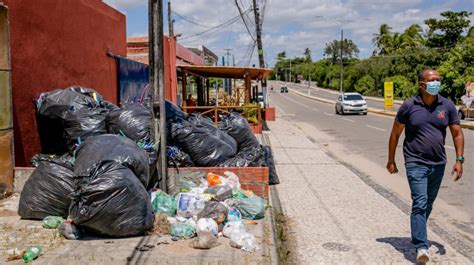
387, 121, 405, 174
449, 124, 464, 181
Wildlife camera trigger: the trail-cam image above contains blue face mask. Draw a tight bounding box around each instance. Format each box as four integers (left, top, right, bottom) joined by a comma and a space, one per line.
425, 81, 441, 95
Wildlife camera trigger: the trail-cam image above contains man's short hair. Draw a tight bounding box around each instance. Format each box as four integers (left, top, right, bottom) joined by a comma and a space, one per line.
418, 68, 435, 82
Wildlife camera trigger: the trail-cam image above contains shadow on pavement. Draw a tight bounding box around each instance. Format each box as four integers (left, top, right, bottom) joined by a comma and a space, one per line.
376, 237, 446, 263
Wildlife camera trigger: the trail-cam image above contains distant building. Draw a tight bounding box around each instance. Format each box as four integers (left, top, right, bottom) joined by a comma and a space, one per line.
187, 45, 218, 66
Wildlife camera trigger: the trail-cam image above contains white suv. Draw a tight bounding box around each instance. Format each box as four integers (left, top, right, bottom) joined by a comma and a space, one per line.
335, 92, 367, 115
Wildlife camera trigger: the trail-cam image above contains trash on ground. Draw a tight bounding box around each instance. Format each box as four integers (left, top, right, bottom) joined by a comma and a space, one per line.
230, 231, 258, 252
22, 246, 42, 263
148, 213, 172, 235
18, 154, 74, 220
237, 196, 266, 220
42, 216, 65, 229
58, 220, 82, 240
151, 190, 177, 216
190, 231, 220, 249
170, 223, 196, 239
198, 201, 228, 224
177, 193, 206, 218
70, 161, 154, 237
197, 218, 219, 236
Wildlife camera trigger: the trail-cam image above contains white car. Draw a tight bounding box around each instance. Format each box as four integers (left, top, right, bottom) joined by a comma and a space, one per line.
335, 92, 367, 115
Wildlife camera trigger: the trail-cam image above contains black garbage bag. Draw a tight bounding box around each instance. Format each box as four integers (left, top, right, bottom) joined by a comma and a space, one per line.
70, 161, 154, 237
219, 146, 264, 167
35, 86, 103, 155
262, 146, 280, 185
106, 103, 154, 145
169, 118, 237, 167
36, 86, 102, 120
219, 112, 259, 151
167, 146, 194, 167
74, 134, 150, 188
188, 114, 238, 153
18, 154, 75, 219
165, 100, 187, 121
64, 107, 108, 154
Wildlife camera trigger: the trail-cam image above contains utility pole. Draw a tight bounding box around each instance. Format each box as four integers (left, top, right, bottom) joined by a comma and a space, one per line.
339, 29, 343, 93
167, 0, 173, 37
149, 0, 167, 191
252, 0, 267, 106
289, 59, 292, 83
224, 48, 232, 94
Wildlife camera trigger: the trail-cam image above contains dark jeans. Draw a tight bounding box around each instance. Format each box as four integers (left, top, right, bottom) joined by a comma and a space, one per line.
405, 162, 446, 250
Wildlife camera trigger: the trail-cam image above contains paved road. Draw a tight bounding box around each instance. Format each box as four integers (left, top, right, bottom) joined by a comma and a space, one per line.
276, 81, 401, 112
268, 83, 474, 242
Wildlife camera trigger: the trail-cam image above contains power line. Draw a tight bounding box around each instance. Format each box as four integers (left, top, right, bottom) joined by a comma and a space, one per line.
179, 10, 250, 41
234, 0, 257, 42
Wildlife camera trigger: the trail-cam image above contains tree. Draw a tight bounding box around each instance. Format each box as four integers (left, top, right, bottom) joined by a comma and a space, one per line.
399, 24, 424, 49
385, 75, 417, 99
304, 48, 312, 63
355, 75, 375, 95
324, 39, 360, 63
425, 11, 472, 48
276, 51, 286, 61
372, 24, 394, 55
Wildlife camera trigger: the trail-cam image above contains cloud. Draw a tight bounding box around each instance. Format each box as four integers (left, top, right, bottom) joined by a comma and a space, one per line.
115, 0, 472, 66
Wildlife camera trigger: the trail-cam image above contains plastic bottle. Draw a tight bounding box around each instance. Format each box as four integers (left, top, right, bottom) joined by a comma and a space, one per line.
22, 246, 41, 263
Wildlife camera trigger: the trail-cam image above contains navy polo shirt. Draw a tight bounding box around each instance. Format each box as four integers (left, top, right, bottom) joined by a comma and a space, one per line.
396, 94, 460, 165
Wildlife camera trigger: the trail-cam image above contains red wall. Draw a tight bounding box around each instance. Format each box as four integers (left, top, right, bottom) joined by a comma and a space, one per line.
3, 0, 127, 166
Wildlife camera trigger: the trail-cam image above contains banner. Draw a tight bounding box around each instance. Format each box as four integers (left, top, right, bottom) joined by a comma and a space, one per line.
384, 82, 394, 110
116, 57, 150, 106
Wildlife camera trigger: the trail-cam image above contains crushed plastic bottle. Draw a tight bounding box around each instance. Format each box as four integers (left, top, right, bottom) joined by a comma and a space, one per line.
22, 246, 41, 263
42, 216, 65, 229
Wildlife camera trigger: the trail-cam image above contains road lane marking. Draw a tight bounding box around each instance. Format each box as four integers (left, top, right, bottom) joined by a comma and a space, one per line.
365, 124, 387, 132
341, 117, 355, 123
324, 112, 334, 116
281, 94, 311, 108
445, 145, 455, 150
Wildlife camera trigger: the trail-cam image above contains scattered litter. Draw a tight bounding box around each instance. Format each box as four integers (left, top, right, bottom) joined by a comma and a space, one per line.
237, 196, 266, 220
104, 240, 114, 244
198, 201, 228, 224
22, 246, 42, 263
230, 231, 258, 252
204, 185, 232, 202
151, 190, 177, 216
190, 231, 220, 249
148, 213, 172, 235
197, 218, 218, 236
176, 193, 206, 218
42, 216, 65, 229
170, 223, 196, 239
59, 221, 81, 240
223, 221, 246, 238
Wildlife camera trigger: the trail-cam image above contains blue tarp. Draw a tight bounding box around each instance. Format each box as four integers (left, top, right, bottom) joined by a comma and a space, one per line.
116, 57, 150, 105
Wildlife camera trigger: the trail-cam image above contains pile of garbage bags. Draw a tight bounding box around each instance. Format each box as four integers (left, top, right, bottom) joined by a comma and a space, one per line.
166, 101, 279, 184
19, 87, 156, 237
150, 171, 266, 251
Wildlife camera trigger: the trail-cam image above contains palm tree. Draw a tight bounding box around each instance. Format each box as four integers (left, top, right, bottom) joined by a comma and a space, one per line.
399, 24, 424, 49
372, 24, 393, 55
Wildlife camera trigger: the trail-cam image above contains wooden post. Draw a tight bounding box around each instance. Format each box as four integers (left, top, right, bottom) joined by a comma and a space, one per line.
206, 79, 210, 105
244, 72, 251, 103
149, 0, 167, 191
181, 71, 187, 107
197, 76, 204, 106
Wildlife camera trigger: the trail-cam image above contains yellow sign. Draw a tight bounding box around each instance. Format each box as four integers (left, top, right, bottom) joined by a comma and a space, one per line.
384, 82, 394, 109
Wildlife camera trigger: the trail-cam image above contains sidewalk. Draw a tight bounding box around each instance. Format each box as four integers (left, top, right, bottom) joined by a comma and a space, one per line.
266, 113, 471, 263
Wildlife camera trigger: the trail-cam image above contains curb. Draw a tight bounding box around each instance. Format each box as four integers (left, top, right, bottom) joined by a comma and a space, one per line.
289, 88, 474, 130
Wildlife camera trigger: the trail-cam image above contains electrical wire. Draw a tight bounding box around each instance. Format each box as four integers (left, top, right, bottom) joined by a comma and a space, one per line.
234, 0, 256, 42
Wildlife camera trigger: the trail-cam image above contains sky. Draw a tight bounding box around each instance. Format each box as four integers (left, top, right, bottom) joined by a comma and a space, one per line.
103, 0, 473, 67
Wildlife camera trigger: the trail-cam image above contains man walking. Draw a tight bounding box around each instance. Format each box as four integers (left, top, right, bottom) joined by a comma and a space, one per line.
387, 69, 464, 263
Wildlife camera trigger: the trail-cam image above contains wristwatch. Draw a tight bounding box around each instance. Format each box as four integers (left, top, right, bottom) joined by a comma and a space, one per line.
456, 156, 465, 164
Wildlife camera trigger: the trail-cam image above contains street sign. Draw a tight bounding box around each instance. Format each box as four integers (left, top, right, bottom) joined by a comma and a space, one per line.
384, 81, 394, 110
